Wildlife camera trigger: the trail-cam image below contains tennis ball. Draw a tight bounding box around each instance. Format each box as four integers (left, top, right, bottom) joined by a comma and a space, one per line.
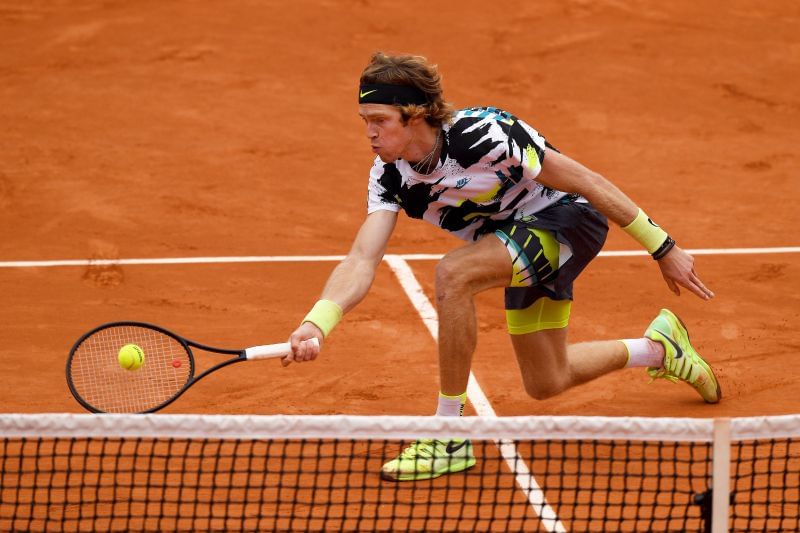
118, 344, 144, 371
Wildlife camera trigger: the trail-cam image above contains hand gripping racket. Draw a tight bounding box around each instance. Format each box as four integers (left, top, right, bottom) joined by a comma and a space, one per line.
66, 321, 317, 414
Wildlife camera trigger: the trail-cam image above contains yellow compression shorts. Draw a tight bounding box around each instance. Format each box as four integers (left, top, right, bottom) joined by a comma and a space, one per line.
494, 224, 572, 335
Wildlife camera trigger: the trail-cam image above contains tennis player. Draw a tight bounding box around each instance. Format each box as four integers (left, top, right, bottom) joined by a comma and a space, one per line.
287, 52, 721, 481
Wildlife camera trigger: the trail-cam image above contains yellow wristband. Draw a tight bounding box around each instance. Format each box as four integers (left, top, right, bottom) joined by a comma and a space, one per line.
302, 300, 343, 338
621, 208, 669, 254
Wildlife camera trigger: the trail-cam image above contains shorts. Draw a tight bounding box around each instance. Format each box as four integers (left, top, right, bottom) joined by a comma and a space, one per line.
493, 200, 608, 334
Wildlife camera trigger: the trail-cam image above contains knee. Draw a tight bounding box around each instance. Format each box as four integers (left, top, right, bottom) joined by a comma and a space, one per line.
521, 378, 566, 401
435, 256, 471, 302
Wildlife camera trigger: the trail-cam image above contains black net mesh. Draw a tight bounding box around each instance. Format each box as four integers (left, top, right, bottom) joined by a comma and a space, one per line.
0, 436, 715, 532
1, 415, 798, 532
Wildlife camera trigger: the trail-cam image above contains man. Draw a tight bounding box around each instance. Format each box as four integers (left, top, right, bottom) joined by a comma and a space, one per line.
286, 52, 720, 481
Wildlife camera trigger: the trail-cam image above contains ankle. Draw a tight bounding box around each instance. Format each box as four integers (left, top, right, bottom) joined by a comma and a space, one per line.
436, 391, 467, 416
622, 338, 665, 368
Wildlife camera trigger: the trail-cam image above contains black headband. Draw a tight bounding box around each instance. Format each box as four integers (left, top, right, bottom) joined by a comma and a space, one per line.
358, 84, 429, 106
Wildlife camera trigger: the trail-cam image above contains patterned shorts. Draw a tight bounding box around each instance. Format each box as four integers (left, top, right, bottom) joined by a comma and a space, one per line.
493, 201, 608, 334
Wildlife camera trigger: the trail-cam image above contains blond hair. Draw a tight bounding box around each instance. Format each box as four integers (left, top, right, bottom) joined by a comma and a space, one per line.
359, 52, 454, 128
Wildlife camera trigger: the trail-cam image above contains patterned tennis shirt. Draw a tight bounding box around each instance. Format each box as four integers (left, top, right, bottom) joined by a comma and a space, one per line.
367, 107, 577, 241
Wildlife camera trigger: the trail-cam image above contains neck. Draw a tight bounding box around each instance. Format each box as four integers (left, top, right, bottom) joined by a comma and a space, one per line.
403, 123, 441, 172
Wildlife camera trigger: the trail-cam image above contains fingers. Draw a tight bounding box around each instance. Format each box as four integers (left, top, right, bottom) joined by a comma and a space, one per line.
295, 338, 321, 363
658, 248, 715, 300
664, 275, 680, 296
285, 330, 322, 367
686, 269, 715, 300
284, 334, 300, 367
664, 270, 715, 300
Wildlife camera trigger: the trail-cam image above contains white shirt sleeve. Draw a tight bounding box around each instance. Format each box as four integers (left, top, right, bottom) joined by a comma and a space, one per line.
367, 158, 402, 214
515, 120, 547, 181
491, 118, 547, 183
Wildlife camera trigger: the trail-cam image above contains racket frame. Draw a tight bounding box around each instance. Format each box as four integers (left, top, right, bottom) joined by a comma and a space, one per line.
67, 321, 263, 414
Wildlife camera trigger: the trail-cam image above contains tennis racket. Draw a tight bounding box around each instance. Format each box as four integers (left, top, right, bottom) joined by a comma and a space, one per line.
66, 321, 317, 414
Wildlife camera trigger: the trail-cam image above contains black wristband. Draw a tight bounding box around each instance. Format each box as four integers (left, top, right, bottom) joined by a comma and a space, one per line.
651, 236, 676, 260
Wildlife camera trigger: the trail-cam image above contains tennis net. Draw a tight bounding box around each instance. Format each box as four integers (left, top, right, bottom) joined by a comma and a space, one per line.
0, 413, 798, 532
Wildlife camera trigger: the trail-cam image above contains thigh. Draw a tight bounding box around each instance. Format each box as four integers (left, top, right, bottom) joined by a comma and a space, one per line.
436, 232, 513, 293
505, 295, 572, 335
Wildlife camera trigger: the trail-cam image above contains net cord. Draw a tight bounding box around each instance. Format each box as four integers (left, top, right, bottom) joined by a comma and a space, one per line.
2, 413, 790, 440
2, 413, 798, 440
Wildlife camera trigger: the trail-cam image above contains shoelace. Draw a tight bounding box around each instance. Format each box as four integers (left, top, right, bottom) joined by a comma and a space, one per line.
647, 352, 698, 384
647, 367, 680, 384
399, 439, 437, 460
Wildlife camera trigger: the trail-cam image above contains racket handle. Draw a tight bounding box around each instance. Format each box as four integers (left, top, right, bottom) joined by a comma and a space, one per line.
244, 337, 320, 360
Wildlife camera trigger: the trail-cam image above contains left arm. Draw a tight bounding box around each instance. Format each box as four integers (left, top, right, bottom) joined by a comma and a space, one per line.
536, 150, 714, 300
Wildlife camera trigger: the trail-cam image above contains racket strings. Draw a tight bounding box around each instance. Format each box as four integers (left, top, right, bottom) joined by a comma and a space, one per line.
69, 326, 192, 413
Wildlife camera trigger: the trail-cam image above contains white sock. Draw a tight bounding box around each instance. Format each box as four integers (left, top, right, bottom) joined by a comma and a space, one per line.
436, 392, 467, 416
622, 338, 665, 368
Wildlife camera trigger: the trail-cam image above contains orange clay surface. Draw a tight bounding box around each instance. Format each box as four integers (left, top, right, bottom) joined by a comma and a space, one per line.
0, 1, 799, 417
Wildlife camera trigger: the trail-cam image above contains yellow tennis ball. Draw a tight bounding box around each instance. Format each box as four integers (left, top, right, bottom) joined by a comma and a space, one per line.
118, 344, 144, 371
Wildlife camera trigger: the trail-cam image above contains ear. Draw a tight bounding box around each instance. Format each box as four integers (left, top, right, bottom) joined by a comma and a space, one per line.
404, 113, 425, 128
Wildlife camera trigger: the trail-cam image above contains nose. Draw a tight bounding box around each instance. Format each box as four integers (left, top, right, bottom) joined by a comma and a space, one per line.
366, 124, 378, 140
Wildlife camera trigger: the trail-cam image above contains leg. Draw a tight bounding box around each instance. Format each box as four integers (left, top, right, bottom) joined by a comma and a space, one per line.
383, 210, 609, 481
435, 234, 512, 396
497, 215, 627, 399
382, 235, 513, 481
510, 326, 628, 400
509, 304, 722, 403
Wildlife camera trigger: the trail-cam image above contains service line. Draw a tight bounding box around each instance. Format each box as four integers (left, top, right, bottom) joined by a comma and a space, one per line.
1, 245, 798, 269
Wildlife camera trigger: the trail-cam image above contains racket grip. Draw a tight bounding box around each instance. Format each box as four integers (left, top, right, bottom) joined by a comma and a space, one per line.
244, 338, 320, 360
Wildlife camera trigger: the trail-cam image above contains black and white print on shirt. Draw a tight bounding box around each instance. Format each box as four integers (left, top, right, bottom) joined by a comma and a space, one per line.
367, 107, 577, 241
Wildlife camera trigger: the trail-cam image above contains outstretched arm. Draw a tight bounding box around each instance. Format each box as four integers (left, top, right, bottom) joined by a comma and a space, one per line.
286, 209, 398, 365
536, 150, 714, 300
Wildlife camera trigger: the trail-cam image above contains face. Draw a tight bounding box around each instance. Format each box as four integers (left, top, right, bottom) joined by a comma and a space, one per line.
358, 104, 412, 163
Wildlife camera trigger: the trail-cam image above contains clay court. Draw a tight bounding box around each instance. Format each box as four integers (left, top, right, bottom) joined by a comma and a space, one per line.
0, 1, 798, 530
1, 0, 798, 417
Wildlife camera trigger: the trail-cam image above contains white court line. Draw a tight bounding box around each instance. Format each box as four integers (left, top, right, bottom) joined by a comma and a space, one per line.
399, 246, 800, 261
383, 254, 567, 533
0, 255, 348, 268
1, 245, 798, 268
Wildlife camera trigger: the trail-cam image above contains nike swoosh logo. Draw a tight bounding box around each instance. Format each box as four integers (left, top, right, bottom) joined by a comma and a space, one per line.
655, 328, 682, 358
360, 89, 377, 98
445, 440, 468, 454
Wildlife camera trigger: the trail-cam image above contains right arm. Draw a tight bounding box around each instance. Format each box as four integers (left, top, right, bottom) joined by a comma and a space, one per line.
318, 209, 398, 314
285, 209, 398, 364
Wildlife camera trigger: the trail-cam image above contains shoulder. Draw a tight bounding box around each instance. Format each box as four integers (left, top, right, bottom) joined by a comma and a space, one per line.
452, 106, 521, 128
369, 157, 402, 188
446, 107, 547, 172
451, 107, 541, 141
446, 107, 523, 169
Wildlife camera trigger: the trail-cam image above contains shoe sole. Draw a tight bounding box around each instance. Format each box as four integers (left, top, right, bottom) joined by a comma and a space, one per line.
663, 309, 722, 404
380, 458, 477, 482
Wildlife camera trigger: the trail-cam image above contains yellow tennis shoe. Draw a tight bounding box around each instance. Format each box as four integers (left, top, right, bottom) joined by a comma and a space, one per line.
380, 438, 476, 481
645, 308, 721, 403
